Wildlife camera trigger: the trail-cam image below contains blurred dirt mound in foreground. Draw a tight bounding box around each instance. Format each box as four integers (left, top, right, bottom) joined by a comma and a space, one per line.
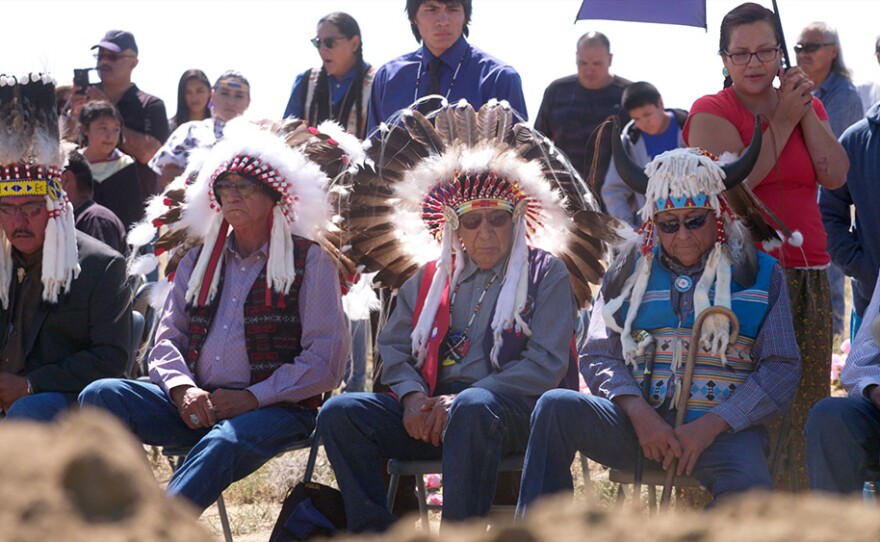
0, 409, 210, 542
342, 491, 880, 542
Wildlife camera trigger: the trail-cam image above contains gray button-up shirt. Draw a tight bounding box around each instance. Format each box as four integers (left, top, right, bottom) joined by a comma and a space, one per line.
379, 253, 575, 401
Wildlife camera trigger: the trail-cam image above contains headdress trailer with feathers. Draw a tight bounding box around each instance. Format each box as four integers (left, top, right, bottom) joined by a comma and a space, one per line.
339, 99, 625, 368
0, 73, 79, 308
603, 116, 795, 368
127, 117, 362, 309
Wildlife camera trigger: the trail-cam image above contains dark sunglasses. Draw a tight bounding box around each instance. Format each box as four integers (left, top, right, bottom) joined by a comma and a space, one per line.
310, 36, 349, 49
655, 213, 711, 234
794, 42, 834, 55
93, 52, 136, 62
213, 178, 262, 201
458, 210, 512, 230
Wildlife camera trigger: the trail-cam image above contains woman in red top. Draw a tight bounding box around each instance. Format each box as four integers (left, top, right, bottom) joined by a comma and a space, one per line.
684, 2, 848, 492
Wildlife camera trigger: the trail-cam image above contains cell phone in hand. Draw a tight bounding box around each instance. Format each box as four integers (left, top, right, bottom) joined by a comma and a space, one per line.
73, 68, 100, 94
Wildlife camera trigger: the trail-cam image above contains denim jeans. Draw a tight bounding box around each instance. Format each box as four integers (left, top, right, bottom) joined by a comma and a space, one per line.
344, 318, 368, 392
516, 389, 772, 516
3, 392, 75, 421
805, 396, 880, 493
317, 387, 533, 532
78, 379, 316, 511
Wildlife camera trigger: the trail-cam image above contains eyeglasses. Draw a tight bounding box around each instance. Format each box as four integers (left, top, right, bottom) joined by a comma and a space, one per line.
458, 210, 512, 230
310, 36, 350, 49
93, 52, 136, 62
723, 47, 780, 66
655, 213, 711, 234
0, 201, 46, 218
213, 178, 262, 201
794, 42, 835, 54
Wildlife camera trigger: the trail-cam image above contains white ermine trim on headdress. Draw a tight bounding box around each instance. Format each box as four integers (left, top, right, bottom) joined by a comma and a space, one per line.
0, 73, 80, 308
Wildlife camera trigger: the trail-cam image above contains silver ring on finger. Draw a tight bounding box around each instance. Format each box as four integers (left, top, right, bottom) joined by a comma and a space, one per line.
189, 413, 200, 425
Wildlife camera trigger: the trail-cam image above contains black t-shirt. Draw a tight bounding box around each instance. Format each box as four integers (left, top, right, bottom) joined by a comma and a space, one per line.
109, 83, 168, 199
534, 75, 631, 201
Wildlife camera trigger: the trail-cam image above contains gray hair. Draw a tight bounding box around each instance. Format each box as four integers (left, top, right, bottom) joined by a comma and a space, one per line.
803, 22, 852, 80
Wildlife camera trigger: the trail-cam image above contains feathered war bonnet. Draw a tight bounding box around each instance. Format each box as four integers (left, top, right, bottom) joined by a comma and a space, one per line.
345, 99, 622, 368
0, 73, 79, 308
128, 117, 361, 310
602, 117, 767, 368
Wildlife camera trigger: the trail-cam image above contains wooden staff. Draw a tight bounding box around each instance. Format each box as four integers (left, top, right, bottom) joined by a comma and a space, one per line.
660, 306, 739, 508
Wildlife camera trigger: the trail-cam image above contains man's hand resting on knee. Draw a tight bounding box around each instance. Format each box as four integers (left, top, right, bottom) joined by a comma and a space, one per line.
402, 392, 456, 446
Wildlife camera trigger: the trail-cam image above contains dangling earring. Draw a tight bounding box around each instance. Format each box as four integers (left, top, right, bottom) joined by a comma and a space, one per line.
722, 66, 730, 77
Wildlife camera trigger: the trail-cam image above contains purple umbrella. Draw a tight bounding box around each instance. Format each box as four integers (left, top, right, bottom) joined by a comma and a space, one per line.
575, 0, 706, 30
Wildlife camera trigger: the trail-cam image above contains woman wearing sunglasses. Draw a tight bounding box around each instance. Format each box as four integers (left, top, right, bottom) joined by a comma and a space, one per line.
282, 12, 376, 139
683, 2, 848, 492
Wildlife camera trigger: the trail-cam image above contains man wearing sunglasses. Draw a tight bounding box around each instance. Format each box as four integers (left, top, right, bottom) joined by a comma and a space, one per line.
73, 30, 168, 202
365, 0, 527, 134
518, 134, 801, 512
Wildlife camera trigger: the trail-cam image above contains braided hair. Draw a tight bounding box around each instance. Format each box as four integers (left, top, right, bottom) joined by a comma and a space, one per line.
308, 12, 370, 138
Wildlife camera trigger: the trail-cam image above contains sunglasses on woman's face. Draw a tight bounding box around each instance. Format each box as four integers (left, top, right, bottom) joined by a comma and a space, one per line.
310, 36, 349, 50
655, 212, 711, 234
458, 210, 512, 230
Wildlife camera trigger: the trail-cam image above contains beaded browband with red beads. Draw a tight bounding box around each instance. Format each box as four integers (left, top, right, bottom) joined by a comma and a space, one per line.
207, 154, 301, 218
420, 170, 539, 238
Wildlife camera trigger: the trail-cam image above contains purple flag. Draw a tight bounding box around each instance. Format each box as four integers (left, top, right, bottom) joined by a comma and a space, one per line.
576, 0, 706, 30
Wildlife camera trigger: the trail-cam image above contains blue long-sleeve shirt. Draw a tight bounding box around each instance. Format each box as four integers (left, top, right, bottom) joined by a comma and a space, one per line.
819, 103, 880, 315
365, 36, 527, 135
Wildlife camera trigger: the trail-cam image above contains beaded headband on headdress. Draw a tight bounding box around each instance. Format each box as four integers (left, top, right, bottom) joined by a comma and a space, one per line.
343, 99, 625, 368
0, 73, 79, 308
127, 117, 362, 310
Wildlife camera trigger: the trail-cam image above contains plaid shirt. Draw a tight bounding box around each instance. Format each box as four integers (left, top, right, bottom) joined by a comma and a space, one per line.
842, 272, 880, 398
584, 250, 801, 432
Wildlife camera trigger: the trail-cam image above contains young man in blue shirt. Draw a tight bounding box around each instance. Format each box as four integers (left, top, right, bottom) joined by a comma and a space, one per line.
366, 0, 527, 134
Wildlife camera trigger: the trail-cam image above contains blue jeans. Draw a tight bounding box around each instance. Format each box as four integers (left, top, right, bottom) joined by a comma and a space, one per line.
318, 387, 533, 532
344, 318, 368, 392
78, 379, 316, 511
3, 392, 75, 421
516, 389, 772, 516
805, 396, 880, 493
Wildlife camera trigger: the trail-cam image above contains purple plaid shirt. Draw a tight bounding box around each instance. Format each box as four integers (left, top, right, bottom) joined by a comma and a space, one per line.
149, 235, 349, 407
842, 272, 880, 397
584, 250, 801, 432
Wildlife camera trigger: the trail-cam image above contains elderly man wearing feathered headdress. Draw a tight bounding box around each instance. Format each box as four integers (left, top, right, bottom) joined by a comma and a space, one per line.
517, 121, 802, 513
318, 100, 620, 531
0, 74, 130, 421
79, 118, 352, 513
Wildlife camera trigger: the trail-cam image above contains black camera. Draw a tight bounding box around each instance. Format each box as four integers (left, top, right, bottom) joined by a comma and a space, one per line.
73, 68, 99, 94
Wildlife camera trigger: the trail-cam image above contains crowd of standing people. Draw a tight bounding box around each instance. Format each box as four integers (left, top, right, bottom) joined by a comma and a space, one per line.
2, 0, 880, 537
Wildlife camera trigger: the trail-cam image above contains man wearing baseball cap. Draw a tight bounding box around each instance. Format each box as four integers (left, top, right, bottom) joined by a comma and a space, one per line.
73, 30, 168, 201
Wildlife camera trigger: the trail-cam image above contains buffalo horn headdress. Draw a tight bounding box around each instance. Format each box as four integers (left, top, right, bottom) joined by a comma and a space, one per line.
603, 116, 794, 367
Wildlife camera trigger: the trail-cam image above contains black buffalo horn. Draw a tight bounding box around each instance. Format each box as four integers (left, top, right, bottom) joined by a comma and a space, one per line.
610, 117, 649, 194
721, 115, 763, 189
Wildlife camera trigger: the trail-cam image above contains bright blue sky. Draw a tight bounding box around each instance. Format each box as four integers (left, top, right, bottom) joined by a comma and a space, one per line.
3, 0, 877, 123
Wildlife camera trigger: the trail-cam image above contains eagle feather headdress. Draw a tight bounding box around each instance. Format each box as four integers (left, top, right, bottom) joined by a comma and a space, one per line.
128, 117, 361, 309
335, 99, 627, 367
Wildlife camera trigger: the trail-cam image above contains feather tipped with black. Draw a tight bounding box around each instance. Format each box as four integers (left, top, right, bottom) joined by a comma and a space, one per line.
476, 101, 514, 148
452, 101, 478, 147
723, 184, 783, 245
402, 110, 445, 156
434, 105, 457, 146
